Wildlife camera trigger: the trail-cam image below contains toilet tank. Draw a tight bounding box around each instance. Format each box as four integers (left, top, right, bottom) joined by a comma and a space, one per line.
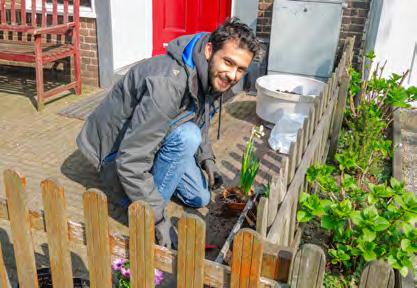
268, 0, 344, 79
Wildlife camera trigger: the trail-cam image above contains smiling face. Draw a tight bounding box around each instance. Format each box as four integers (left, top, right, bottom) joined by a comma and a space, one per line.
205, 39, 254, 93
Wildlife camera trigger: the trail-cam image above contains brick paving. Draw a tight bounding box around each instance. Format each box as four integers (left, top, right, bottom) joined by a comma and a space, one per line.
0, 69, 285, 286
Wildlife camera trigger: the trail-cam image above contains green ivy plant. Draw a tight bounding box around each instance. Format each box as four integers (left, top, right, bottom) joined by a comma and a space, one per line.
298, 165, 417, 278
297, 52, 417, 285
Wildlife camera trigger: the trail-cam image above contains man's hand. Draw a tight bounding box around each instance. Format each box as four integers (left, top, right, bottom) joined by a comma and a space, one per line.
202, 159, 224, 190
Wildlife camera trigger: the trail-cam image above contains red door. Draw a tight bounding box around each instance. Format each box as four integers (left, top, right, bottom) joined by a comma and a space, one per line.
152, 0, 231, 55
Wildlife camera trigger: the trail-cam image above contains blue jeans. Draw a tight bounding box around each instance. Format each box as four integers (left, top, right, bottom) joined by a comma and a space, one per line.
151, 121, 210, 207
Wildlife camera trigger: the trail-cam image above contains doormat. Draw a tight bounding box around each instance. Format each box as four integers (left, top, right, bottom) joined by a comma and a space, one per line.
57, 89, 107, 120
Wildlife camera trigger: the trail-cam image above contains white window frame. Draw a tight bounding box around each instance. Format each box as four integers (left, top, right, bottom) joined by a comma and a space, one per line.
25, 0, 96, 18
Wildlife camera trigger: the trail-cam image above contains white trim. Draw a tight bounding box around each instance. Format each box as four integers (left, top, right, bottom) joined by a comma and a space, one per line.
25, 0, 96, 18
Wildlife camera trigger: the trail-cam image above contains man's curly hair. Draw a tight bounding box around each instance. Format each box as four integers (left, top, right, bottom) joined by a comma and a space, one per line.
208, 17, 260, 58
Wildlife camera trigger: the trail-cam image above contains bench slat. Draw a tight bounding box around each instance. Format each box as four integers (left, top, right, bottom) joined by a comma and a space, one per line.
0, 0, 6, 25
11, 1, 16, 25
42, 0, 46, 27
21, 0, 26, 25
31, 0, 36, 26
52, 0, 58, 25
64, 0, 68, 23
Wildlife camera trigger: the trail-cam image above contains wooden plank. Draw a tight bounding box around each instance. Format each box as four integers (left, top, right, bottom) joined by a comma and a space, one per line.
261, 246, 293, 283
3, 169, 39, 288
11, 0, 16, 25
41, 0, 46, 27
256, 197, 268, 237
21, 0, 26, 25
231, 229, 263, 288
328, 60, 350, 159
267, 173, 285, 227
129, 201, 155, 288
359, 261, 394, 288
308, 106, 315, 142
83, 189, 112, 288
31, 0, 36, 26
296, 127, 304, 165
41, 179, 73, 288
289, 244, 326, 288
52, 0, 58, 25
302, 117, 309, 152
0, 0, 5, 25
0, 197, 280, 288
287, 141, 297, 184
64, 0, 69, 23
177, 214, 205, 288
0, 244, 8, 288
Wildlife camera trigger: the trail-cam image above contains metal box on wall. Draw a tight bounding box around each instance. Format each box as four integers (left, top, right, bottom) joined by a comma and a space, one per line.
268, 0, 344, 79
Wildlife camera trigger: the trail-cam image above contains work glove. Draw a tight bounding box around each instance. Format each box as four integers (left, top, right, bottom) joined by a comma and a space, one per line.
202, 159, 224, 190
155, 215, 178, 250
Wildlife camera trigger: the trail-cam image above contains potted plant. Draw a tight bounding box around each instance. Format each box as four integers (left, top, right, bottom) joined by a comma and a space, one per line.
222, 125, 264, 213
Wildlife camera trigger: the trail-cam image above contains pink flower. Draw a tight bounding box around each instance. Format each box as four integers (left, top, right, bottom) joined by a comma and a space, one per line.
154, 269, 164, 285
111, 258, 127, 271
121, 267, 131, 279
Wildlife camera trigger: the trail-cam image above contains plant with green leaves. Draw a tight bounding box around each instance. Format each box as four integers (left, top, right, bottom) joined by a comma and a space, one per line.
239, 125, 264, 196
298, 165, 417, 279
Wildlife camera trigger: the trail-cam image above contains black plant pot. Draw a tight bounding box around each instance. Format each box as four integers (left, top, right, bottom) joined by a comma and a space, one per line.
17, 268, 90, 288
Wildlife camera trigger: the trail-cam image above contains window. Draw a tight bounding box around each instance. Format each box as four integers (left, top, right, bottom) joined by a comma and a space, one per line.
26, 0, 96, 18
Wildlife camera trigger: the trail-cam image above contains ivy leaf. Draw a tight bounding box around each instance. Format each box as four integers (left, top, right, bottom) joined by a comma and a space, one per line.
362, 228, 376, 242
321, 215, 336, 230
374, 216, 390, 231
351, 211, 362, 226
399, 266, 409, 277
297, 210, 312, 223
401, 239, 410, 252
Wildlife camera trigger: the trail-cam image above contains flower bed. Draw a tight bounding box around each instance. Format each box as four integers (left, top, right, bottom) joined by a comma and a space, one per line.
297, 52, 417, 287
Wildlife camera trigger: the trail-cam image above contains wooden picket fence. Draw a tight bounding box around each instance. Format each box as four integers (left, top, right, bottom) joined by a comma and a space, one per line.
0, 168, 302, 288
254, 37, 355, 249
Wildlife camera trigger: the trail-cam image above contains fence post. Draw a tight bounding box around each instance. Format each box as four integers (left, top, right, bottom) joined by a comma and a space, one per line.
83, 189, 112, 288
231, 229, 263, 288
289, 244, 326, 288
129, 201, 155, 288
41, 179, 73, 288
329, 37, 355, 159
359, 261, 394, 288
256, 196, 268, 238
3, 169, 39, 288
0, 244, 8, 287
177, 213, 206, 288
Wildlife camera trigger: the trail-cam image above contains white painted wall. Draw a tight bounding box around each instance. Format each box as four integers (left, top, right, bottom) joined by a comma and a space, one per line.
110, 0, 153, 71
372, 0, 417, 87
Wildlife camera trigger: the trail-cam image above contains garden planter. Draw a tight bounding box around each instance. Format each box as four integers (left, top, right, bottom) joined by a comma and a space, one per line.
17, 267, 90, 288
222, 187, 253, 214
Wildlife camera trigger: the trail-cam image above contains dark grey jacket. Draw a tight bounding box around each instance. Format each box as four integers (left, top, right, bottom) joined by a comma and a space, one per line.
76, 33, 219, 222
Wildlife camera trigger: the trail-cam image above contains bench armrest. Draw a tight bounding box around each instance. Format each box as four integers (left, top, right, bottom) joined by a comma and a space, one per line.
32, 22, 76, 35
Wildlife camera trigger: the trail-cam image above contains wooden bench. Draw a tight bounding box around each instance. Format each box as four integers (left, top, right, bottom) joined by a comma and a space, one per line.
0, 0, 81, 110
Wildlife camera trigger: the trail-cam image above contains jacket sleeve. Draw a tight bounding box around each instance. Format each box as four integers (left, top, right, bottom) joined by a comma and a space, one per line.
115, 76, 182, 222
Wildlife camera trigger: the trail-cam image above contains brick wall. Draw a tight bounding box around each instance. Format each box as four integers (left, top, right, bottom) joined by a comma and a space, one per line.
255, 0, 370, 69
79, 17, 99, 87
338, 0, 371, 68
256, 0, 274, 40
